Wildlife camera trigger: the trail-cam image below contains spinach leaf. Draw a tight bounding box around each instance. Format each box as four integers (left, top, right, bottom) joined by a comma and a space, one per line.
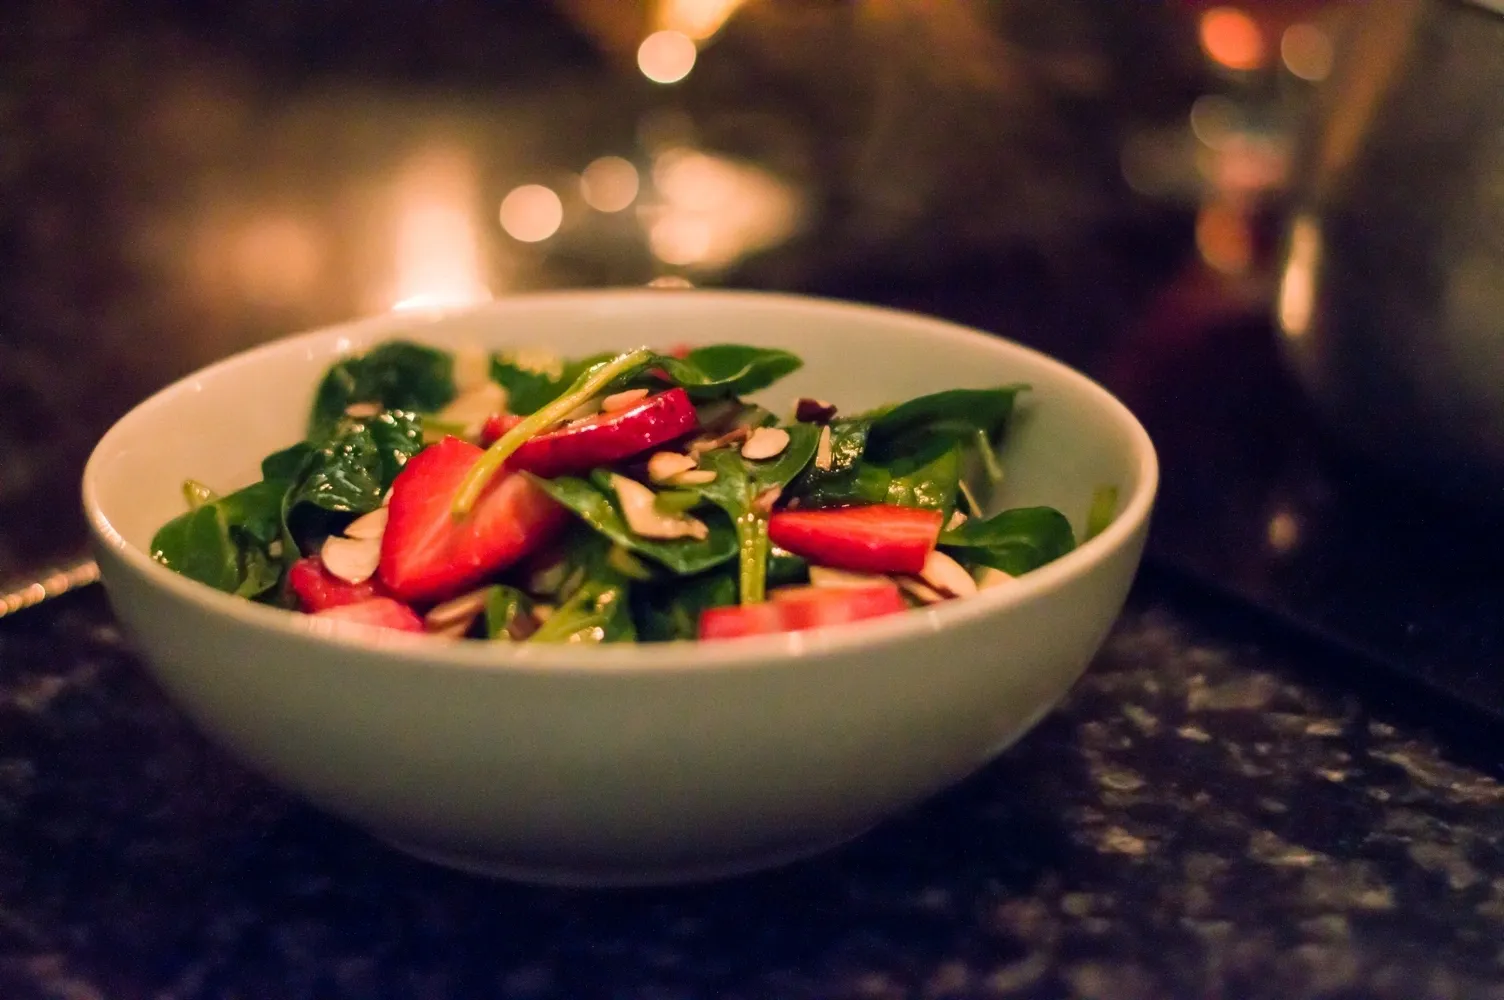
877, 433, 961, 513
151, 477, 291, 597
529, 534, 637, 644
939, 506, 1076, 575
689, 424, 819, 602
783, 418, 882, 508
654, 345, 802, 400
484, 585, 537, 640
632, 570, 738, 642
492, 351, 615, 415
310, 341, 454, 436
866, 386, 1027, 458
525, 474, 738, 576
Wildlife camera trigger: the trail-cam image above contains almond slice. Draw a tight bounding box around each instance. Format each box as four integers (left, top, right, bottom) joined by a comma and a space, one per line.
561, 397, 602, 423
343, 506, 389, 540
435, 381, 508, 442
321, 535, 381, 584
602, 388, 650, 412
946, 510, 968, 531
895, 576, 946, 605
918, 549, 978, 598
688, 426, 750, 458
424, 587, 492, 632
668, 469, 717, 486
814, 425, 834, 471
612, 474, 709, 540
741, 426, 790, 461
809, 565, 890, 589
648, 451, 699, 484
751, 485, 782, 515
452, 343, 492, 392
344, 402, 383, 419
978, 567, 1016, 590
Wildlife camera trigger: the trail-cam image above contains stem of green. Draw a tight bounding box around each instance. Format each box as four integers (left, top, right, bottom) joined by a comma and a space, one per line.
974, 427, 1005, 484
451, 347, 654, 517
737, 512, 769, 604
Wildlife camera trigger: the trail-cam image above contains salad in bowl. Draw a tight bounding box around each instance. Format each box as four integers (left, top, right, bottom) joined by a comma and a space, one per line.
150, 339, 1105, 645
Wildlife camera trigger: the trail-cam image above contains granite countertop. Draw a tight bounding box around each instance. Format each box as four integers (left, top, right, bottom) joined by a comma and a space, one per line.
4, 4, 1504, 997
4, 585, 1504, 999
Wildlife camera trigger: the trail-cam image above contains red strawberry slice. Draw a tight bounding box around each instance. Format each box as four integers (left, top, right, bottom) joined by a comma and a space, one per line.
312, 597, 425, 633
379, 436, 569, 604
508, 387, 697, 479
288, 556, 389, 612
699, 583, 907, 640
768, 504, 943, 575
480, 412, 523, 446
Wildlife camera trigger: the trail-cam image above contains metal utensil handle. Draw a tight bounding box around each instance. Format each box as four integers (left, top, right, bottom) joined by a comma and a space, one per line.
0, 556, 100, 620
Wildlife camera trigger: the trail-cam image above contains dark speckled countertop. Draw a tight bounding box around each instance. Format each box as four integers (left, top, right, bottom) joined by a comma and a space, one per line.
4, 3, 1504, 997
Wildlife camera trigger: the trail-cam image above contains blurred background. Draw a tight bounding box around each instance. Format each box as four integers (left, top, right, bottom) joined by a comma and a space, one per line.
20, 0, 1504, 718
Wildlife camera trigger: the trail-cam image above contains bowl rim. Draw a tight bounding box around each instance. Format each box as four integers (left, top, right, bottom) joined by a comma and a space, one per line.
82, 288, 1159, 674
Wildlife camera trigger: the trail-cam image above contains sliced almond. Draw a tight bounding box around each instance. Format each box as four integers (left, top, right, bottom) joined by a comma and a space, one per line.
343, 506, 389, 540
648, 451, 698, 484
741, 426, 790, 461
506, 348, 563, 379
752, 485, 782, 515
809, 565, 890, 589
435, 381, 507, 442
424, 587, 492, 632
344, 402, 383, 419
814, 425, 834, 471
532, 603, 555, 623
978, 567, 1016, 590
561, 397, 602, 423
688, 426, 750, 458
895, 576, 946, 605
668, 469, 717, 486
321, 535, 381, 585
602, 388, 650, 412
432, 620, 476, 639
612, 474, 709, 540
452, 343, 492, 392
946, 510, 968, 531
919, 549, 978, 598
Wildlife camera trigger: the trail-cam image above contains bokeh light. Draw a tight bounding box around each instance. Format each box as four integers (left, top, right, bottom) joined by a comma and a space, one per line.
498, 184, 564, 243
656, 0, 747, 41
1200, 7, 1265, 71
580, 156, 640, 213
637, 30, 697, 84
1281, 23, 1334, 82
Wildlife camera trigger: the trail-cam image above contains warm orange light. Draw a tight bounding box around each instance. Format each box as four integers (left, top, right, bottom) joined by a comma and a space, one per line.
580, 156, 640, 213
1281, 23, 1334, 82
637, 30, 697, 84
388, 147, 492, 311
655, 0, 747, 41
498, 184, 564, 243
1200, 7, 1265, 71
1195, 201, 1252, 275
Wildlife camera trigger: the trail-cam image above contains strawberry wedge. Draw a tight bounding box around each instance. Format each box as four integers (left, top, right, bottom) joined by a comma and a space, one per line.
507, 387, 697, 479
289, 556, 389, 612
313, 597, 425, 633
699, 583, 907, 640
768, 504, 943, 575
379, 436, 568, 604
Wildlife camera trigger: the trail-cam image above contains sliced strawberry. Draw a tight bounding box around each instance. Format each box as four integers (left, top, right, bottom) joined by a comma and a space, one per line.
379, 436, 569, 604
312, 597, 425, 633
768, 504, 943, 575
288, 556, 388, 612
508, 387, 697, 479
699, 583, 907, 640
480, 412, 524, 447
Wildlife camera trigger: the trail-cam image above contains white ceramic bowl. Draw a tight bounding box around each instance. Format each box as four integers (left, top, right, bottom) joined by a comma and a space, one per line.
82, 290, 1157, 886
